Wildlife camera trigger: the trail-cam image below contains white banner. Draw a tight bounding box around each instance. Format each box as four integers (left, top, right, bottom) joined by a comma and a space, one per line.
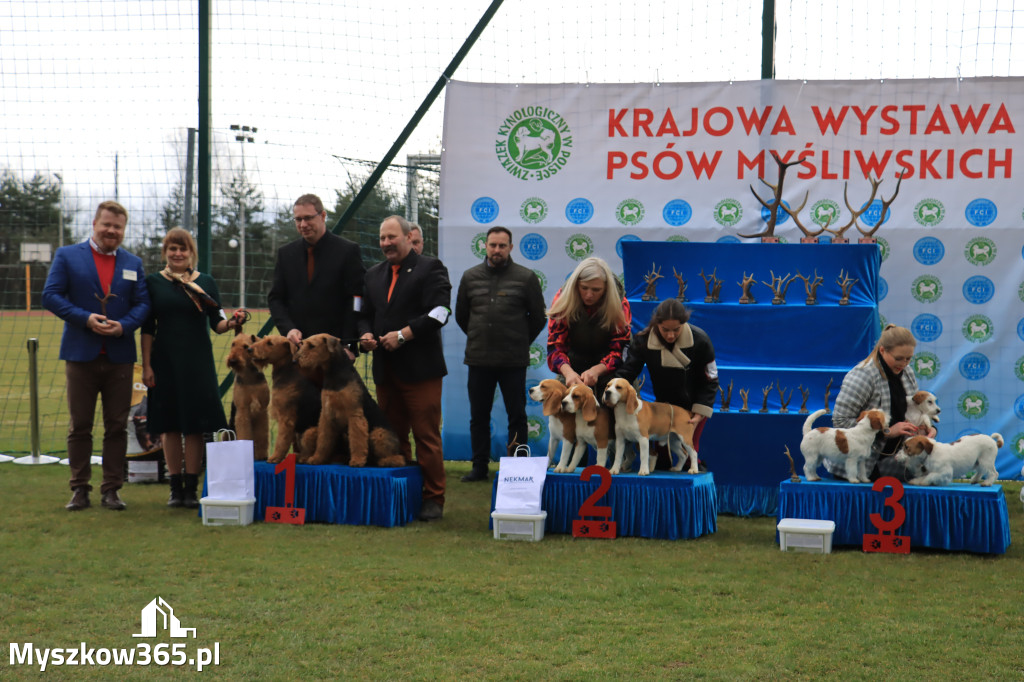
439, 79, 1024, 479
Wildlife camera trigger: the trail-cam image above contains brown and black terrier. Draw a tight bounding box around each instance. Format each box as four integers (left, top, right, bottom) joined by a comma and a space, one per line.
293, 333, 405, 467
247, 334, 322, 464
226, 332, 270, 461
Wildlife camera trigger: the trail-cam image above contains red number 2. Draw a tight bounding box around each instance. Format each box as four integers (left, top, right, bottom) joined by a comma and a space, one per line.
578, 465, 612, 518
572, 465, 617, 539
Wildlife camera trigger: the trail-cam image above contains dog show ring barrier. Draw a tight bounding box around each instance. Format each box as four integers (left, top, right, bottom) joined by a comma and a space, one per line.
490, 468, 718, 541
219, 462, 424, 527
777, 477, 1011, 554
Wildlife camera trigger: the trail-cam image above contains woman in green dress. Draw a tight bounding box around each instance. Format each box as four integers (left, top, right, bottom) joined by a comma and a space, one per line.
141, 228, 241, 508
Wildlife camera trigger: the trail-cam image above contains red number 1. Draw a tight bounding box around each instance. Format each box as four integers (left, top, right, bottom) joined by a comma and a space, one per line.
265, 453, 306, 525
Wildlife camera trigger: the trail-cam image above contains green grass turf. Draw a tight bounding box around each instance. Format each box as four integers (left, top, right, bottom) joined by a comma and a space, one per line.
1, 463, 1022, 680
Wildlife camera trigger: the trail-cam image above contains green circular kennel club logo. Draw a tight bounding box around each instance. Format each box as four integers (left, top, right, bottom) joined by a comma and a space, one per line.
470, 232, 488, 260
615, 198, 645, 226
1012, 433, 1024, 460
962, 314, 993, 343
911, 275, 942, 303
964, 237, 997, 266
912, 351, 940, 380
528, 343, 546, 369
713, 199, 743, 227
532, 269, 548, 293
526, 416, 546, 444
913, 199, 945, 226
957, 390, 989, 419
565, 233, 594, 261
520, 197, 549, 224
495, 108, 573, 181
811, 199, 841, 228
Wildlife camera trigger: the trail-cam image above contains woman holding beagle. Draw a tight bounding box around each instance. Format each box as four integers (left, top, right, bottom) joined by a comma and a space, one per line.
830, 323, 935, 481
615, 299, 719, 453
546, 257, 631, 394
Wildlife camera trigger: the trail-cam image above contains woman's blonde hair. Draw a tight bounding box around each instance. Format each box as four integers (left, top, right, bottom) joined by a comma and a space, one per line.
546, 257, 627, 331
161, 227, 199, 269
859, 323, 915, 373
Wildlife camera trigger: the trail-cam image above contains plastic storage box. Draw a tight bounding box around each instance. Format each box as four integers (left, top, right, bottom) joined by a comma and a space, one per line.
200, 497, 256, 526
491, 511, 547, 541
777, 518, 835, 553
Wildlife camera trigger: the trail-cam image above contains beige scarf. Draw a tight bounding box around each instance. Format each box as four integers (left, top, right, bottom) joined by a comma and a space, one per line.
161, 267, 219, 312
648, 323, 693, 369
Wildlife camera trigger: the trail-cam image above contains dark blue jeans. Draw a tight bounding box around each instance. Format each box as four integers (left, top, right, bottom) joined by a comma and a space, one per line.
467, 365, 528, 469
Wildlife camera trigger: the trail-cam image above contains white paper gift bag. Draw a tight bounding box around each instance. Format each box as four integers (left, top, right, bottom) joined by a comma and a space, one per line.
205, 432, 255, 500
494, 452, 548, 514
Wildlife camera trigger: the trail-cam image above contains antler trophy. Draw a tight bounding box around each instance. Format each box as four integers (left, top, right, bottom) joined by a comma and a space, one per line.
718, 379, 734, 412
836, 269, 859, 305
794, 269, 824, 305
762, 270, 794, 305
798, 385, 810, 414
672, 267, 688, 301
759, 384, 772, 413
738, 388, 750, 413
776, 380, 793, 414
699, 267, 722, 304
642, 263, 663, 301
740, 152, 815, 242
738, 272, 757, 304
826, 173, 905, 244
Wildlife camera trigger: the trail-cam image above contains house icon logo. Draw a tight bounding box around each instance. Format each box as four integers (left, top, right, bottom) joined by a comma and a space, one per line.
133, 597, 196, 638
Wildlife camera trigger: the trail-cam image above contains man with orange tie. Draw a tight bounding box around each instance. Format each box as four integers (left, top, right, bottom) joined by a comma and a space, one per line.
358, 215, 451, 521
268, 193, 365, 355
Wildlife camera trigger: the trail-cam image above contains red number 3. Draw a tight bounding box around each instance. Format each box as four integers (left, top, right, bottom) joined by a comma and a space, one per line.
869, 476, 906, 533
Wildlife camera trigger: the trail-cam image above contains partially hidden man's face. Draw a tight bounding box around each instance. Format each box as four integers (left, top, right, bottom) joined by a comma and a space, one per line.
379, 219, 411, 264
409, 229, 424, 254
293, 203, 327, 244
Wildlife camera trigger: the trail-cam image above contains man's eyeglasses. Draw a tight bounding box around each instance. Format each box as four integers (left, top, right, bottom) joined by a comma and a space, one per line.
294, 214, 321, 225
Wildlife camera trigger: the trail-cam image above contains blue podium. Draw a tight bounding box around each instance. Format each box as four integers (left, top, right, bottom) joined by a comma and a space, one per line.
777, 477, 1011, 554
491, 470, 718, 540
252, 462, 422, 527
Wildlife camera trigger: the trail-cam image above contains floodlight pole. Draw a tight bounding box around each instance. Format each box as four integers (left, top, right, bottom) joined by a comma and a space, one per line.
230, 124, 256, 308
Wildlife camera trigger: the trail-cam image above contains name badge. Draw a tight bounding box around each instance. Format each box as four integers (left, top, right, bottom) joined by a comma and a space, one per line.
123, 269, 137, 282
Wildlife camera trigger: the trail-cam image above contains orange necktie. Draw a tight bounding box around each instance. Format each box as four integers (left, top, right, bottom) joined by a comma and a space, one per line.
306, 246, 315, 283
387, 264, 400, 301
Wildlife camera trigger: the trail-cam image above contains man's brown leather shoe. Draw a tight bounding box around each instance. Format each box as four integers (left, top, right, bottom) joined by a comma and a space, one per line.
101, 490, 126, 511
417, 500, 443, 521
65, 487, 90, 511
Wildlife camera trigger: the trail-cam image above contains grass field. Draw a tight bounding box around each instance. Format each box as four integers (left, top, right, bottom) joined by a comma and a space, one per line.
1, 463, 1023, 680
0, 309, 373, 457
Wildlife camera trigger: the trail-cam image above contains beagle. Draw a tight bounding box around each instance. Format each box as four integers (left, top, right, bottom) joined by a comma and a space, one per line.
601, 378, 699, 476
559, 383, 614, 473
800, 408, 888, 483
528, 379, 581, 470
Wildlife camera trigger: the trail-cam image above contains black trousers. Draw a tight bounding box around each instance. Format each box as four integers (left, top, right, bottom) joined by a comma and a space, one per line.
467, 365, 528, 469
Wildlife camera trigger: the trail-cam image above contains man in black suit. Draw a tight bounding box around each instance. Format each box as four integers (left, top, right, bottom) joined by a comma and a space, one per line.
268, 194, 365, 352
358, 215, 451, 521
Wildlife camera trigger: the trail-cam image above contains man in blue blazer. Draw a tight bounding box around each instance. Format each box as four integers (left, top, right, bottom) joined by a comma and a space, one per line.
42, 201, 151, 511
358, 215, 451, 521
